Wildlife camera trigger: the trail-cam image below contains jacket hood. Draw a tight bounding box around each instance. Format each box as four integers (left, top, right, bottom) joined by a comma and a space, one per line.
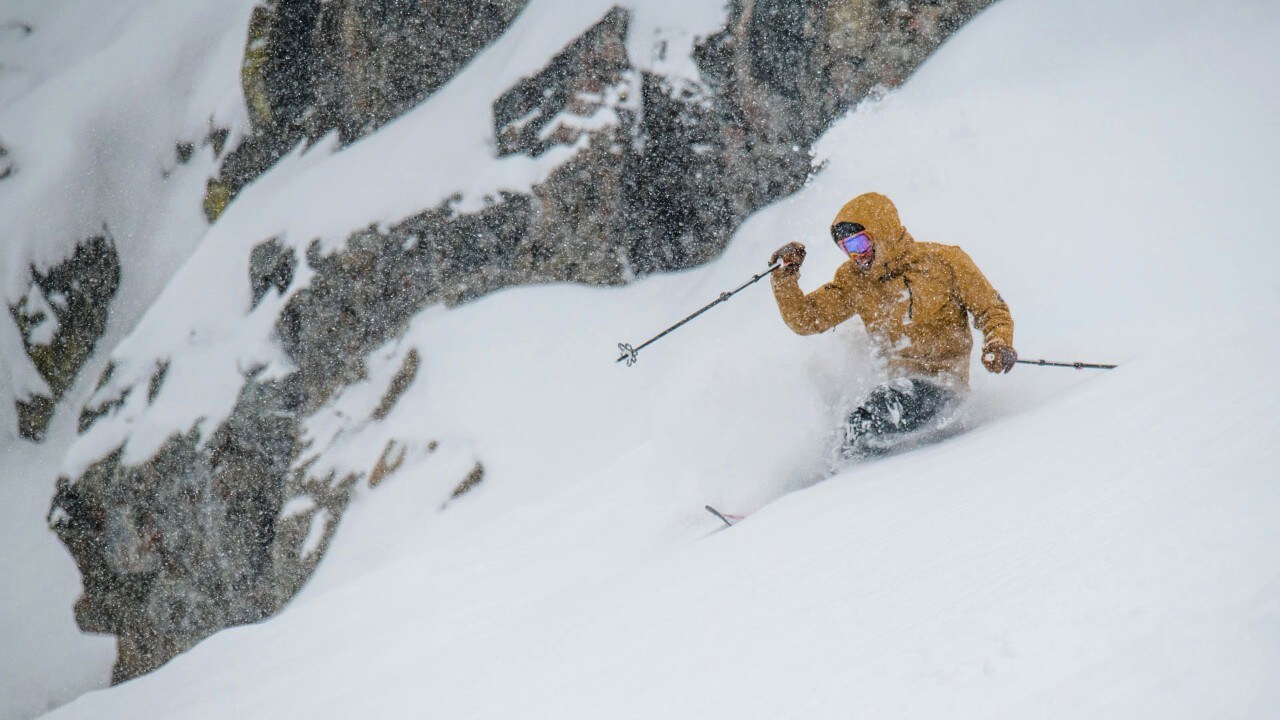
832, 192, 912, 276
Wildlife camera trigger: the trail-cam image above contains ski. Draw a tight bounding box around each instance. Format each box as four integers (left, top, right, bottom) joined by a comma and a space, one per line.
704, 505, 745, 528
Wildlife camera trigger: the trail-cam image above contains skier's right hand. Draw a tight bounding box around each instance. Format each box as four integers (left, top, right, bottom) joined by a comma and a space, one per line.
770, 242, 806, 275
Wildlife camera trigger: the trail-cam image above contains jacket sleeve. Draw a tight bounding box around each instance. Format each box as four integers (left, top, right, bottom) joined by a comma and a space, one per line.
949, 248, 1014, 350
770, 267, 857, 335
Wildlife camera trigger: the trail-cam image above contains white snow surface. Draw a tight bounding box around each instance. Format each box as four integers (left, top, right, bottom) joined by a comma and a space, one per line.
17, 0, 1280, 717
0, 0, 256, 432
1, 2, 257, 718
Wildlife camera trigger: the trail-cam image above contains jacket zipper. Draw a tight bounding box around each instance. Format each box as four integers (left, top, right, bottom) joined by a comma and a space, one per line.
903, 277, 914, 320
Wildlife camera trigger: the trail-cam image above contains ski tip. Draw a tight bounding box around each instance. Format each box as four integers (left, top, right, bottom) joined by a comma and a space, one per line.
704, 505, 738, 528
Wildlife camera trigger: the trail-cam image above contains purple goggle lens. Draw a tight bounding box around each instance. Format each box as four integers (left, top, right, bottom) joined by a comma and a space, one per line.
838, 231, 874, 255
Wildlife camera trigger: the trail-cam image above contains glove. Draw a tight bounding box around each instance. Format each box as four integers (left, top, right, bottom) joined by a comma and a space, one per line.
769, 242, 807, 275
982, 344, 1018, 374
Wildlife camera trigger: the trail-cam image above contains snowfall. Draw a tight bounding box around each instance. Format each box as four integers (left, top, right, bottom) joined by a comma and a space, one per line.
3, 0, 1279, 717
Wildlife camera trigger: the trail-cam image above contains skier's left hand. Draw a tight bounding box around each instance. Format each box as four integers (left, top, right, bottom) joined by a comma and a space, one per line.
983, 344, 1017, 374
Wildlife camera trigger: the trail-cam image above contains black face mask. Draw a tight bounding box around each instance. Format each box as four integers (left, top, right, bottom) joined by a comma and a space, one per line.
830, 222, 865, 243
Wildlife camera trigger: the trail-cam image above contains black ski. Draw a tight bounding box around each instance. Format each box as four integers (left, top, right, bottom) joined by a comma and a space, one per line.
704, 505, 744, 528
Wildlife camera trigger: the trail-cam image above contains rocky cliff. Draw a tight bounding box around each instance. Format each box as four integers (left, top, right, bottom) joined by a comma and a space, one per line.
9, 234, 120, 441
46, 0, 992, 682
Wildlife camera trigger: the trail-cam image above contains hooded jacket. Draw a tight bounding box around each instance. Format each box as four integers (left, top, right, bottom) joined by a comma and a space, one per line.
771, 192, 1013, 388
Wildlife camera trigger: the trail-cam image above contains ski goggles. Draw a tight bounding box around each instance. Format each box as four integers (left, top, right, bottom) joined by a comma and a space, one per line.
837, 230, 874, 255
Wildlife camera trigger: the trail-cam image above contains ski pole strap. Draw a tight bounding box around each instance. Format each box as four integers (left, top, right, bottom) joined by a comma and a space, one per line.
616, 263, 781, 366
1016, 358, 1117, 370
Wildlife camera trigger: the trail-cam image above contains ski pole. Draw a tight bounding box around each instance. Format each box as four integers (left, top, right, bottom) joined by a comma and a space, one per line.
616, 263, 781, 366
1015, 358, 1117, 370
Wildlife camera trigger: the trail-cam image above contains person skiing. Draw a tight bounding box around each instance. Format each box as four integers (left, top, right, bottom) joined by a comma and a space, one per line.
769, 191, 1016, 457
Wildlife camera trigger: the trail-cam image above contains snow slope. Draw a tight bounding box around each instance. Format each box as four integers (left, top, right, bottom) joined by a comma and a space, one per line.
39, 0, 1280, 717
0, 2, 257, 717
60, 0, 729, 477
0, 0, 254, 431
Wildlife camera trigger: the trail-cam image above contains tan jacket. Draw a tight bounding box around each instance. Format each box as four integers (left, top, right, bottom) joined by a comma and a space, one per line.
771, 192, 1013, 388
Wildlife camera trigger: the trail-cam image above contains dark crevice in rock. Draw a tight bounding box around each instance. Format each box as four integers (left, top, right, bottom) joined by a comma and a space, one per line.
10, 232, 122, 441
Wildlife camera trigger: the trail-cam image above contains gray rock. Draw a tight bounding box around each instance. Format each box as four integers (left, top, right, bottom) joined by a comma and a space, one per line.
54, 374, 309, 682
248, 237, 296, 309
9, 232, 121, 441
206, 0, 530, 223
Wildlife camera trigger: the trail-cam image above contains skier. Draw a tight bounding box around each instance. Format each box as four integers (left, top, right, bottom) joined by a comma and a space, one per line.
769, 192, 1016, 458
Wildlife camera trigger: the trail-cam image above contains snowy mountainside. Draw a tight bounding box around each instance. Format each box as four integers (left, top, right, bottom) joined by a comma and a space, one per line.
0, 0, 254, 438
41, 0, 1280, 718
32, 0, 991, 690
4, 0, 994, 713
1, 2, 257, 716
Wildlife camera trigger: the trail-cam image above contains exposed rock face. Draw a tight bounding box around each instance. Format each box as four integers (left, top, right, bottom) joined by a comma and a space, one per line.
9, 233, 121, 441
54, 375, 316, 682
53, 0, 993, 682
485, 0, 995, 280
207, 0, 530, 222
